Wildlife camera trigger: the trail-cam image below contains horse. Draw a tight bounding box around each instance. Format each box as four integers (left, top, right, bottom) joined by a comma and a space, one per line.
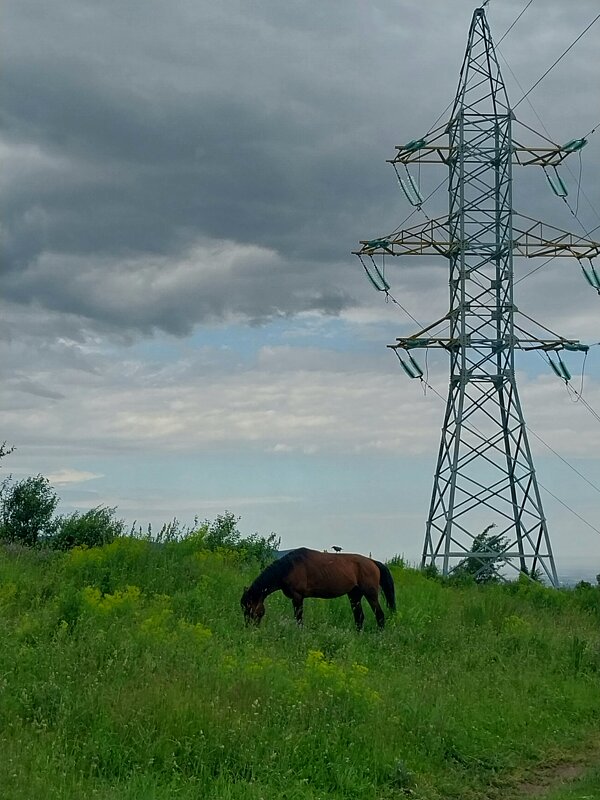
240, 547, 396, 630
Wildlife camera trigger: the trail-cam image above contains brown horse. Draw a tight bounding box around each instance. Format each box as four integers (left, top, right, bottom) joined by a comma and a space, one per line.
240, 547, 396, 630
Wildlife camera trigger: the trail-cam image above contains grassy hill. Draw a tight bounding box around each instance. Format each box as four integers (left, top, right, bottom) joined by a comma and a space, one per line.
1, 537, 600, 799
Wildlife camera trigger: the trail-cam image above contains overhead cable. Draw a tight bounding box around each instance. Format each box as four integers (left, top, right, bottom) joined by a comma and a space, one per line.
496, 0, 534, 46
536, 481, 600, 538
527, 426, 600, 497
513, 12, 600, 110
499, 45, 600, 236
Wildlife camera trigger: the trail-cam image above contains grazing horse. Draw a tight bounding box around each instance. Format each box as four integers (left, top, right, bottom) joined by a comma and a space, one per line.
240, 547, 396, 630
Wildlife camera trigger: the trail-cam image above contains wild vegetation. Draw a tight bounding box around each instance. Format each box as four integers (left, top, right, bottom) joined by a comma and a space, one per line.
1, 515, 600, 800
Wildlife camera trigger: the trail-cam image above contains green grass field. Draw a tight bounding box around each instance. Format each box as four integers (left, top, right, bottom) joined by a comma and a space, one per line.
1, 538, 599, 799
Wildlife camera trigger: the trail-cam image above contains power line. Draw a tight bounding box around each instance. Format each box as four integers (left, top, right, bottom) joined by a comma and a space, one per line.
513, 255, 556, 286
496, 0, 534, 46
537, 482, 600, 537
527, 426, 600, 497
567, 383, 600, 427
498, 42, 600, 238
383, 290, 422, 328
513, 12, 600, 110
588, 222, 600, 237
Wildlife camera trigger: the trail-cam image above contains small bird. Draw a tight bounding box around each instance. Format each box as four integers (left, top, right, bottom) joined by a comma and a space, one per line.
331, 545, 342, 553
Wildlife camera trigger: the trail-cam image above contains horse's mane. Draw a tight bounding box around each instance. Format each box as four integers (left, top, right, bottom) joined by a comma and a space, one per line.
249, 548, 310, 597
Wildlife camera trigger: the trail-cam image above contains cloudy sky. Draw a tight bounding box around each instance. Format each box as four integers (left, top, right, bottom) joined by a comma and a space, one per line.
2, 0, 600, 578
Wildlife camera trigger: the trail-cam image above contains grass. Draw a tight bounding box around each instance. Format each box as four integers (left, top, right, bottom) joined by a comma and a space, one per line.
1, 538, 600, 799
542, 766, 600, 800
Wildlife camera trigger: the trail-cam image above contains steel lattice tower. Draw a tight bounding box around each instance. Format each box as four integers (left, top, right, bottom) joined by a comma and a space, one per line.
355, 7, 600, 585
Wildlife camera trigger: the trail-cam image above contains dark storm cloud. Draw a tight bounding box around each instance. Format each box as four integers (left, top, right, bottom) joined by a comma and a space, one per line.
2, 0, 599, 335
4, 244, 355, 336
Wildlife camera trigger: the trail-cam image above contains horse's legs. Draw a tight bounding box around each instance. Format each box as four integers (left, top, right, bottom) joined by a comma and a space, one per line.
364, 588, 385, 629
348, 587, 365, 631
292, 596, 304, 626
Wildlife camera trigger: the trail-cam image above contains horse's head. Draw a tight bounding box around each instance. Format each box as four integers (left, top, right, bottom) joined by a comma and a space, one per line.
240, 586, 265, 626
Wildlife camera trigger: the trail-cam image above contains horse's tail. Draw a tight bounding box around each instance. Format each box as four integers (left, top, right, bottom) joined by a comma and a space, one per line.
374, 560, 396, 613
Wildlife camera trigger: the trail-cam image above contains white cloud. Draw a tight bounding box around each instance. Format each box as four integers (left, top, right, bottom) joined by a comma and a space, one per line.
3, 328, 599, 461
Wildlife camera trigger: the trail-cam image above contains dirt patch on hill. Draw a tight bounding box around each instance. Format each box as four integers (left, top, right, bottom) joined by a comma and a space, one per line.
503, 738, 600, 799
516, 760, 591, 796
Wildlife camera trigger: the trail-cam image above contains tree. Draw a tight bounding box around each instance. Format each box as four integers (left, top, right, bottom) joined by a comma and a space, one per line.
0, 475, 58, 546
455, 524, 509, 584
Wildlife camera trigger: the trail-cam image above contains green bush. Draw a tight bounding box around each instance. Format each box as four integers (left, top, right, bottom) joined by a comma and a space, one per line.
175, 511, 280, 566
573, 580, 600, 617
49, 506, 125, 551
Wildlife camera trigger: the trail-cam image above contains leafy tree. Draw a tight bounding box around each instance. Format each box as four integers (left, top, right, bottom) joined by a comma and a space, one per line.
50, 506, 125, 550
455, 524, 509, 584
0, 475, 58, 546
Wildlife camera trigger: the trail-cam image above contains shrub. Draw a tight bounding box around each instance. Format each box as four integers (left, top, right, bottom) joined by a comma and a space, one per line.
49, 506, 125, 550
176, 511, 280, 566
421, 562, 441, 581
572, 580, 600, 616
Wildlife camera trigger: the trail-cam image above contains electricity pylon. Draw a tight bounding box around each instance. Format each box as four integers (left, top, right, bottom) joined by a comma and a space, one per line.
355, 7, 600, 585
